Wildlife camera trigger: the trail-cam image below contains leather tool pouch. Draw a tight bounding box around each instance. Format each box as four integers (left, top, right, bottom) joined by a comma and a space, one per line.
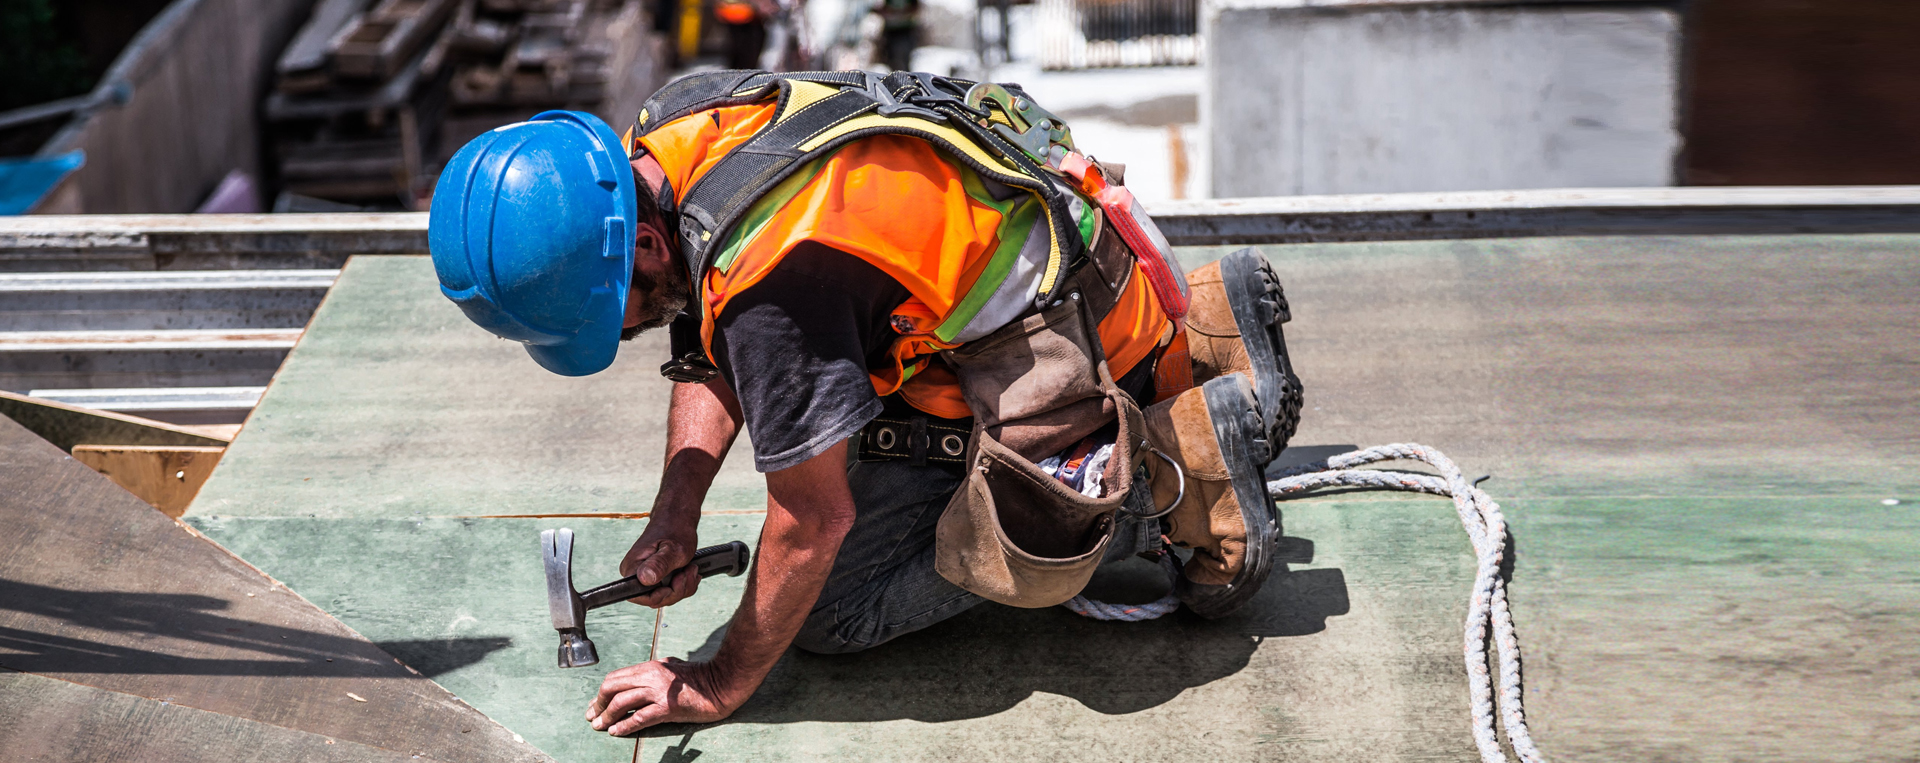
933, 244, 1150, 607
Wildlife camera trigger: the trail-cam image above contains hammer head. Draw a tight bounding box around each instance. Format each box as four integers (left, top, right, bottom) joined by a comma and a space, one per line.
542, 528, 599, 668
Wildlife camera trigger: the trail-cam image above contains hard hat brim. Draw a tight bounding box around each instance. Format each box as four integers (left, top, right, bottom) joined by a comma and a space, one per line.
524, 285, 624, 376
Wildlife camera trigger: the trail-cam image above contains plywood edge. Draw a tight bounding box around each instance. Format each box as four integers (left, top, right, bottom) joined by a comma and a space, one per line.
0, 389, 232, 451
71, 444, 227, 518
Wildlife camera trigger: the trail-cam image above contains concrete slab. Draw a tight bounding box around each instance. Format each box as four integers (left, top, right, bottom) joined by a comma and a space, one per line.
1206, 3, 1681, 196
186, 235, 1919, 761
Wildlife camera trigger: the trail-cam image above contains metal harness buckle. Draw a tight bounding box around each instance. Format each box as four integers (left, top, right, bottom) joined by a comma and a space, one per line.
660, 352, 720, 383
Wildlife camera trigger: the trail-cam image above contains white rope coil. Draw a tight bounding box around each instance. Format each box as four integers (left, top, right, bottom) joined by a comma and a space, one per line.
1269, 443, 1546, 763
1061, 552, 1182, 622
1059, 442, 1546, 762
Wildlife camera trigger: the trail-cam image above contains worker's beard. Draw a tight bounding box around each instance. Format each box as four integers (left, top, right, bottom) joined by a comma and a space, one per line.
620, 263, 690, 341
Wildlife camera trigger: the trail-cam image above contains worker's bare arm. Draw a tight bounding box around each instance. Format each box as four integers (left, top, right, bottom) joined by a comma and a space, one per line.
620, 377, 745, 607
590, 439, 857, 734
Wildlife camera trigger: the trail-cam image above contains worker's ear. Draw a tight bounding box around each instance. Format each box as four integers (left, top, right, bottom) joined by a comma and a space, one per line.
634, 218, 670, 261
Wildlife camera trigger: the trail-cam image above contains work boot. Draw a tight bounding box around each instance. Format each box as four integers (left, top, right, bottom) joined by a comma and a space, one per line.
1182, 247, 1303, 462
1143, 373, 1277, 618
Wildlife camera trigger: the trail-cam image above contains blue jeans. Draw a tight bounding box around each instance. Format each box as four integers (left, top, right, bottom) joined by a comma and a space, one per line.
792, 457, 1160, 654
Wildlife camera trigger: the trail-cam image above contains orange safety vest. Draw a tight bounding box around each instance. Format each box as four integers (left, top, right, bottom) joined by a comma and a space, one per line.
638, 102, 1170, 419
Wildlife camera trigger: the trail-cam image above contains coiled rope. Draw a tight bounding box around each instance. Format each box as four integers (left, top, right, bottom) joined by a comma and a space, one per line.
1065, 442, 1546, 763
1061, 552, 1182, 621
1269, 443, 1545, 763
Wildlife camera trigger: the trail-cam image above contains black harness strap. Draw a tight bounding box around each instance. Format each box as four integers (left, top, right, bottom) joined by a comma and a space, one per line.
633, 70, 1092, 312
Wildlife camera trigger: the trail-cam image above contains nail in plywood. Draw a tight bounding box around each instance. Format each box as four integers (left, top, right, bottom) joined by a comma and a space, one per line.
70, 444, 226, 518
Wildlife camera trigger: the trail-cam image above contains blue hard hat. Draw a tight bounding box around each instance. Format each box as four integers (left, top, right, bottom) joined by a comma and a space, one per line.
428, 110, 638, 376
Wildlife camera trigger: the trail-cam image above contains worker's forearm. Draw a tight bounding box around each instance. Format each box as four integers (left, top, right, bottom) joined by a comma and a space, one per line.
651, 379, 744, 527
705, 443, 857, 703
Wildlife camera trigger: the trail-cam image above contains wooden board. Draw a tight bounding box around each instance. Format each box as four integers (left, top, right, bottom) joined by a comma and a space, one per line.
0, 388, 229, 451
280, 0, 374, 78
0, 414, 550, 762
0, 669, 444, 763
71, 444, 226, 517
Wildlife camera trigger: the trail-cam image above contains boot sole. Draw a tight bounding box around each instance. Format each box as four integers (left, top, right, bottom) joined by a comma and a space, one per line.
1175, 374, 1279, 619
1218, 247, 1303, 463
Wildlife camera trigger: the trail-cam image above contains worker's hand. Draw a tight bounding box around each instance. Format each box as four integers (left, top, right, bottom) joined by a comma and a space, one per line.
619, 520, 700, 608
587, 657, 742, 735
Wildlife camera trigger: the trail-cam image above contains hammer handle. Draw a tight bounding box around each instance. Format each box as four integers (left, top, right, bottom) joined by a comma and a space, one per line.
578, 540, 751, 610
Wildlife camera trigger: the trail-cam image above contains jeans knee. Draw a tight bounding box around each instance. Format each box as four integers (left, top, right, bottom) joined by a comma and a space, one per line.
791, 615, 880, 655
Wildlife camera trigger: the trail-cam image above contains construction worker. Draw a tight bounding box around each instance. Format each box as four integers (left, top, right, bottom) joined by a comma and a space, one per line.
427, 71, 1301, 734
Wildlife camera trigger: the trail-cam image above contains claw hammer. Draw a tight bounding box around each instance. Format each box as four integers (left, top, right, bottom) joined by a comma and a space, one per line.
541, 528, 750, 668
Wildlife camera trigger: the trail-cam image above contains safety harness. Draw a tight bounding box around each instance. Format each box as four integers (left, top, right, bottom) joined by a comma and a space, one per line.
632, 69, 1198, 385
633, 69, 1091, 313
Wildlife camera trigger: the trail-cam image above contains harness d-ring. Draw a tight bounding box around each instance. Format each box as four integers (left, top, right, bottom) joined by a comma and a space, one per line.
1129, 449, 1183, 519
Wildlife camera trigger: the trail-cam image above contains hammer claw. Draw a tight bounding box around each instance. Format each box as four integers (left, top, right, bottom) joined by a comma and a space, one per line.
543, 528, 585, 632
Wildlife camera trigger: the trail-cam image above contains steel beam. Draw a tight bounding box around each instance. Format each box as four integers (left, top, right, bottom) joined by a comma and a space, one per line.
4, 187, 1920, 268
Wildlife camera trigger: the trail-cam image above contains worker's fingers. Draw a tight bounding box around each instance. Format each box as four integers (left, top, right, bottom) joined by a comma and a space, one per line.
586, 662, 662, 720
626, 539, 692, 586
671, 565, 701, 600
591, 663, 670, 729
629, 563, 700, 607
636, 541, 683, 586
591, 686, 660, 731
607, 701, 674, 736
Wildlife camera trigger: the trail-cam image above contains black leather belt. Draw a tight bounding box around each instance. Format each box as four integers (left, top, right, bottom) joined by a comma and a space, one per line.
857, 415, 970, 466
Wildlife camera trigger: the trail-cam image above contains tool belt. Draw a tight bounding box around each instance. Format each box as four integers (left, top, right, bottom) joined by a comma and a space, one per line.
857, 415, 971, 467
933, 216, 1153, 608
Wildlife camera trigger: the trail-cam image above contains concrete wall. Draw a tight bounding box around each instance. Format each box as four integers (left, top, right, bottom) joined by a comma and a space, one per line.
35, 0, 315, 214
1206, 0, 1681, 198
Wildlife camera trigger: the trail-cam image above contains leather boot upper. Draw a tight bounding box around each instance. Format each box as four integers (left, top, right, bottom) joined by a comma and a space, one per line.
1182, 260, 1255, 384
1143, 384, 1248, 587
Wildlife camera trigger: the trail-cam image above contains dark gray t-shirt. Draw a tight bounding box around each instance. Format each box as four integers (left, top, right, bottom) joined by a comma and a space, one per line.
707, 243, 911, 472
698, 241, 1158, 472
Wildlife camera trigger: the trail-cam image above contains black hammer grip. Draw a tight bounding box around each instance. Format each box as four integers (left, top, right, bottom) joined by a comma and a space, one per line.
577, 540, 751, 610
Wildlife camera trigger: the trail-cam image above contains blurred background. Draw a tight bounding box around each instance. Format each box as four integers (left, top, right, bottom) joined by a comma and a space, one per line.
1, 0, 1917, 214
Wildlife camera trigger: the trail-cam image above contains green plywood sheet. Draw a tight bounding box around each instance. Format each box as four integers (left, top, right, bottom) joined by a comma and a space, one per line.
188, 235, 1919, 761
186, 255, 764, 520
1186, 234, 1920, 497
635, 513, 1402, 761
634, 499, 1920, 761
187, 516, 666, 763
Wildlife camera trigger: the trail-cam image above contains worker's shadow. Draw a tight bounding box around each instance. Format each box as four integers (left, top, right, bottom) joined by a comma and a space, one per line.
645, 539, 1347, 734
0, 577, 507, 679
